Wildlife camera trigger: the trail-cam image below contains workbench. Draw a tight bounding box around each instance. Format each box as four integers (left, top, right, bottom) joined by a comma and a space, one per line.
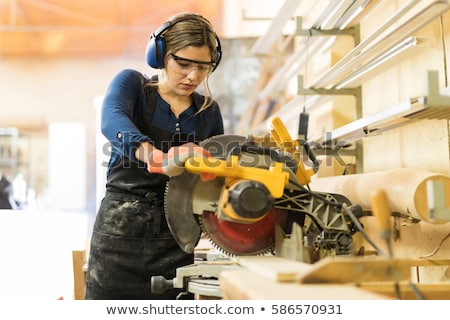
219, 256, 450, 300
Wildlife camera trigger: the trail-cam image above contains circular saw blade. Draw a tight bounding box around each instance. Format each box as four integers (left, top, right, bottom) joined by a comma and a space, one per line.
199, 210, 277, 256
164, 135, 248, 254
164, 171, 202, 254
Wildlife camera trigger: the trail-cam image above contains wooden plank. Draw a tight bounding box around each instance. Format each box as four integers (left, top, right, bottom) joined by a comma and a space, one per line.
409, 259, 450, 267
297, 257, 411, 284
358, 283, 450, 300
237, 256, 418, 284
72, 250, 86, 300
2, 117, 47, 132
237, 256, 312, 282
219, 269, 390, 300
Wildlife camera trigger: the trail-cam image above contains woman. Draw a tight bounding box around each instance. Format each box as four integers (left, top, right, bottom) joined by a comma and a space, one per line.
85, 12, 224, 300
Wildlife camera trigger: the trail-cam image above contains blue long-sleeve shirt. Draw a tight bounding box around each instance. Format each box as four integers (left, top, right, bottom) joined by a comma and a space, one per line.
101, 69, 224, 197
102, 69, 224, 165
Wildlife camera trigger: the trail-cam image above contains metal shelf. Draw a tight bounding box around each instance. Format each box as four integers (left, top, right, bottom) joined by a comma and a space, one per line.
0, 127, 19, 174
315, 71, 450, 146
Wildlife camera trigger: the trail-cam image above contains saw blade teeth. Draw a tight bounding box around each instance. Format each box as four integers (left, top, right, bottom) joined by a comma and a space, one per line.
213, 243, 235, 257
200, 216, 274, 257
199, 216, 235, 257
199, 211, 276, 256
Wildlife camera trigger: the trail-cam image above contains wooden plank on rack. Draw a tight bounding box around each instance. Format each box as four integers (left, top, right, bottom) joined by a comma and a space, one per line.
3, 117, 47, 132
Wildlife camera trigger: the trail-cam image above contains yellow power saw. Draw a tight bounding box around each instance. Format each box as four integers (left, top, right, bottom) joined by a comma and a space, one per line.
164, 117, 361, 261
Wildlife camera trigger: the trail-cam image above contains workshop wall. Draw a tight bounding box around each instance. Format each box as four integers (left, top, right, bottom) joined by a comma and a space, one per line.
299, 1, 450, 280
358, 2, 449, 175
303, 2, 450, 176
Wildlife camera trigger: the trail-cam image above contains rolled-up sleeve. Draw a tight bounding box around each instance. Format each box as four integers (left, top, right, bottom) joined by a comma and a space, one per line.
101, 69, 151, 163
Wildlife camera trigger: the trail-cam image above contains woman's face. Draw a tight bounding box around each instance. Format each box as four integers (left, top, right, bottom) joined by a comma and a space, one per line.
164, 45, 214, 96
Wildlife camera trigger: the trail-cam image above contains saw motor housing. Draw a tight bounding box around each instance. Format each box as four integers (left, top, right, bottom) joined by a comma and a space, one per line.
218, 178, 274, 223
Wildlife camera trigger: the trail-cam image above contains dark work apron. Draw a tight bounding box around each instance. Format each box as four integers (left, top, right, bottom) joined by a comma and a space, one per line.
85, 121, 203, 300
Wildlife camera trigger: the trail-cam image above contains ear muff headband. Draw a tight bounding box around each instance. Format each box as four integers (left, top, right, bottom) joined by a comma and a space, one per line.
145, 17, 222, 72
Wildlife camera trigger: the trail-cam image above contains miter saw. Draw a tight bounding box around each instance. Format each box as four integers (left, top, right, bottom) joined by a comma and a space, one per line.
151, 117, 365, 298
164, 116, 362, 259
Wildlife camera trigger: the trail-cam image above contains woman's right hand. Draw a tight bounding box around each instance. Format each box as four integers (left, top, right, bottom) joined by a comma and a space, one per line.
147, 142, 215, 181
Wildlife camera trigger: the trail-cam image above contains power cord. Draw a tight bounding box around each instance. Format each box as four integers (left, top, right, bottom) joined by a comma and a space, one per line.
342, 203, 386, 257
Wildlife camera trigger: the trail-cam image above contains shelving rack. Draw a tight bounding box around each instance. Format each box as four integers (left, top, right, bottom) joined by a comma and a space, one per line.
0, 127, 19, 176
250, 0, 450, 173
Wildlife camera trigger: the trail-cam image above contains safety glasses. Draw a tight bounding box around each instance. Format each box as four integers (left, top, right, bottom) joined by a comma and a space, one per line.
168, 53, 215, 77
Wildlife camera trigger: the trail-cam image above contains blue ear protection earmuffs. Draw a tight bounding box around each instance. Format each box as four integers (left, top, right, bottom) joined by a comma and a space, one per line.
145, 16, 222, 72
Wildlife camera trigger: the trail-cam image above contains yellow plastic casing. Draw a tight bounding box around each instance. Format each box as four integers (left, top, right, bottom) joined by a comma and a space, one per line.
185, 154, 288, 199
269, 117, 313, 186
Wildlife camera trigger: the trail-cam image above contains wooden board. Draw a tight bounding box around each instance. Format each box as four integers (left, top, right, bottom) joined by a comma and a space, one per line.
297, 257, 411, 284
237, 256, 312, 282
223, 257, 450, 299
237, 255, 413, 284
358, 283, 450, 300
219, 269, 390, 300
72, 250, 86, 300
